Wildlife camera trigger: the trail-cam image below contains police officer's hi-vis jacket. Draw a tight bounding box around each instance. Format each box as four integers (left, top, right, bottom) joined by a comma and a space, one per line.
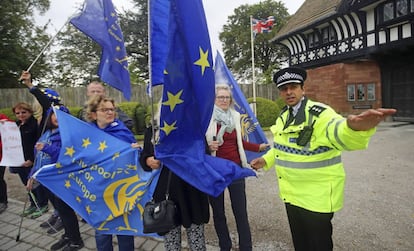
262, 97, 376, 213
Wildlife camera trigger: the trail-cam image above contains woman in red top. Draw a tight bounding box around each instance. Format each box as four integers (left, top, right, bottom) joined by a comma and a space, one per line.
206, 84, 268, 251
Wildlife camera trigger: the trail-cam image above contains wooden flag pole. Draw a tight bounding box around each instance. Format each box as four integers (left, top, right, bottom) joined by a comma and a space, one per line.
250, 15, 257, 116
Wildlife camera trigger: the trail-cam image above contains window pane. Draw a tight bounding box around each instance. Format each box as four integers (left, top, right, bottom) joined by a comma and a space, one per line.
384, 2, 394, 21
347, 85, 355, 101
367, 83, 376, 100
357, 84, 365, 101
397, 0, 408, 16
308, 35, 314, 48
322, 28, 329, 43
329, 26, 336, 41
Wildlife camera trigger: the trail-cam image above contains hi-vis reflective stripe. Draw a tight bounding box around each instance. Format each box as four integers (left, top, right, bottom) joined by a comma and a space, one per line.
276, 155, 342, 169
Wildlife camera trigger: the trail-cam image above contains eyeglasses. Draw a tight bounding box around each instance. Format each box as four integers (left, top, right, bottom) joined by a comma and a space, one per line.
15, 111, 28, 115
216, 96, 231, 101
97, 108, 115, 113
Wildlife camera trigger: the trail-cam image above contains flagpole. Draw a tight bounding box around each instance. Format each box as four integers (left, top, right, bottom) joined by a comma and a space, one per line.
250, 15, 257, 116
147, 0, 157, 144
26, 18, 70, 72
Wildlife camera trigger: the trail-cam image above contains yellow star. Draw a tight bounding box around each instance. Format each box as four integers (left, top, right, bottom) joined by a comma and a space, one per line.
65, 180, 71, 188
127, 164, 137, 170
86, 205, 92, 215
98, 141, 108, 152
76, 196, 81, 202
65, 146, 75, 158
112, 152, 120, 161
82, 138, 91, 148
161, 120, 177, 136
162, 90, 184, 112
55, 163, 62, 169
194, 47, 210, 75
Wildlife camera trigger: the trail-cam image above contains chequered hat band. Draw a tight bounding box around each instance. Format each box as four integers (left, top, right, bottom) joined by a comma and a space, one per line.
277, 72, 304, 84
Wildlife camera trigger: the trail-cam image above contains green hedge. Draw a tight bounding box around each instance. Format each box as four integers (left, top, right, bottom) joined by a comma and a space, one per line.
247, 97, 281, 127
118, 102, 145, 135
0, 107, 16, 120
2, 100, 281, 135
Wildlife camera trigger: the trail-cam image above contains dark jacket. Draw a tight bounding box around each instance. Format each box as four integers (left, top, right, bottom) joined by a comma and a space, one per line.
16, 115, 39, 163
139, 126, 209, 228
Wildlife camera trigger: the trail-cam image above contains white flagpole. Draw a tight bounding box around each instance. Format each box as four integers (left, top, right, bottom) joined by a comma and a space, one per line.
26, 18, 71, 72
250, 15, 257, 116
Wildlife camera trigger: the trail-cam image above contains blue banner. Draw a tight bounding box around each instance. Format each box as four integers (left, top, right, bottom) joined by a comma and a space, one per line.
34, 109, 159, 236
70, 0, 132, 100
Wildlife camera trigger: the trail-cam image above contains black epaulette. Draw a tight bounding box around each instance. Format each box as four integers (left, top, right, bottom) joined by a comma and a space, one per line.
308, 105, 326, 117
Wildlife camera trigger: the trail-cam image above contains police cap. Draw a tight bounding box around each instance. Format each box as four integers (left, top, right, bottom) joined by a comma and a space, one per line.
273, 67, 307, 88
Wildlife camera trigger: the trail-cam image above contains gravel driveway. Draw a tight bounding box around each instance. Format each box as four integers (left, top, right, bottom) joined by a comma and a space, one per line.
204, 122, 414, 250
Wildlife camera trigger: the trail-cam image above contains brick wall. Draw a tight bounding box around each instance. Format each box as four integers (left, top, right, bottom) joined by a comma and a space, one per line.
305, 61, 382, 115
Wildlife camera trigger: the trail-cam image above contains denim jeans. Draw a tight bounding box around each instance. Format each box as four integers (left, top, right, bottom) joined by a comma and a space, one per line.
95, 232, 134, 251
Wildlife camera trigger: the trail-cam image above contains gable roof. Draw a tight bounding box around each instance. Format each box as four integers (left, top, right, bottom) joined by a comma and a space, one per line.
272, 0, 343, 41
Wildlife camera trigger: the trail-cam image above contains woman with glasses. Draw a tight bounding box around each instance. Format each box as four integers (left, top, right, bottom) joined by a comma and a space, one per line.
206, 84, 269, 251
10, 103, 49, 218
86, 95, 139, 251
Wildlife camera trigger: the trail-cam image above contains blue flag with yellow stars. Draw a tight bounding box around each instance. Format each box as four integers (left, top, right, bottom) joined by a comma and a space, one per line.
149, 0, 169, 86
153, 0, 256, 197
70, 0, 131, 100
214, 52, 269, 161
33, 109, 159, 236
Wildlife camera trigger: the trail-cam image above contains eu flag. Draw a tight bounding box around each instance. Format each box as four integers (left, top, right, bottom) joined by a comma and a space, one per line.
149, 0, 169, 86
214, 52, 269, 161
33, 109, 159, 236
70, 0, 132, 100
153, 0, 255, 197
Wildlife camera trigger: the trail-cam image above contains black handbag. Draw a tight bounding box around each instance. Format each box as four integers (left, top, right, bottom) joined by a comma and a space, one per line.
143, 169, 178, 234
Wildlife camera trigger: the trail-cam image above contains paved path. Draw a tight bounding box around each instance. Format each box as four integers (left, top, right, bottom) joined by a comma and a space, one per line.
0, 199, 217, 251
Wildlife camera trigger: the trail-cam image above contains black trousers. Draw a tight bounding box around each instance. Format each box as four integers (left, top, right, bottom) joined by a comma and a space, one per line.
54, 196, 82, 243
0, 166, 7, 204
285, 203, 334, 251
209, 178, 252, 251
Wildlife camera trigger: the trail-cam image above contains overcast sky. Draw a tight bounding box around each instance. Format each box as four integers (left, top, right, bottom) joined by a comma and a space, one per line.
35, 0, 305, 56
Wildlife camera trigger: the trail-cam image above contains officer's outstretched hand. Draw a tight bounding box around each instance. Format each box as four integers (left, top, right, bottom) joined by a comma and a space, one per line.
347, 108, 397, 131
250, 157, 266, 170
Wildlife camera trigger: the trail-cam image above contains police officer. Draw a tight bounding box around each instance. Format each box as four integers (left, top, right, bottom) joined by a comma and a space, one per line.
250, 67, 396, 251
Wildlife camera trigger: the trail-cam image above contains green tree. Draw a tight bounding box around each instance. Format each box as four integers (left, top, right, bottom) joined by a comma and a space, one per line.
219, 0, 290, 84
51, 25, 101, 86
49, 0, 148, 87
119, 0, 149, 85
0, 0, 52, 88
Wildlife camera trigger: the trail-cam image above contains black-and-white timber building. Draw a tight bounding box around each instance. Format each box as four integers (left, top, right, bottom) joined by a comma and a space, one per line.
271, 0, 414, 121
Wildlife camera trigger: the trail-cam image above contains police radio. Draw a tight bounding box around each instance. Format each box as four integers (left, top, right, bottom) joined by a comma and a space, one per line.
296, 120, 316, 147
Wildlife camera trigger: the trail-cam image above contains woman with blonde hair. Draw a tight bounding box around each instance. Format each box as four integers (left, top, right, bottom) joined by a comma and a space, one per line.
86, 95, 138, 251
206, 84, 269, 251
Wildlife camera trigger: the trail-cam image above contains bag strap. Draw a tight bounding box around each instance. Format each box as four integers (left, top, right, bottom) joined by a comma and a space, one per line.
165, 168, 172, 200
